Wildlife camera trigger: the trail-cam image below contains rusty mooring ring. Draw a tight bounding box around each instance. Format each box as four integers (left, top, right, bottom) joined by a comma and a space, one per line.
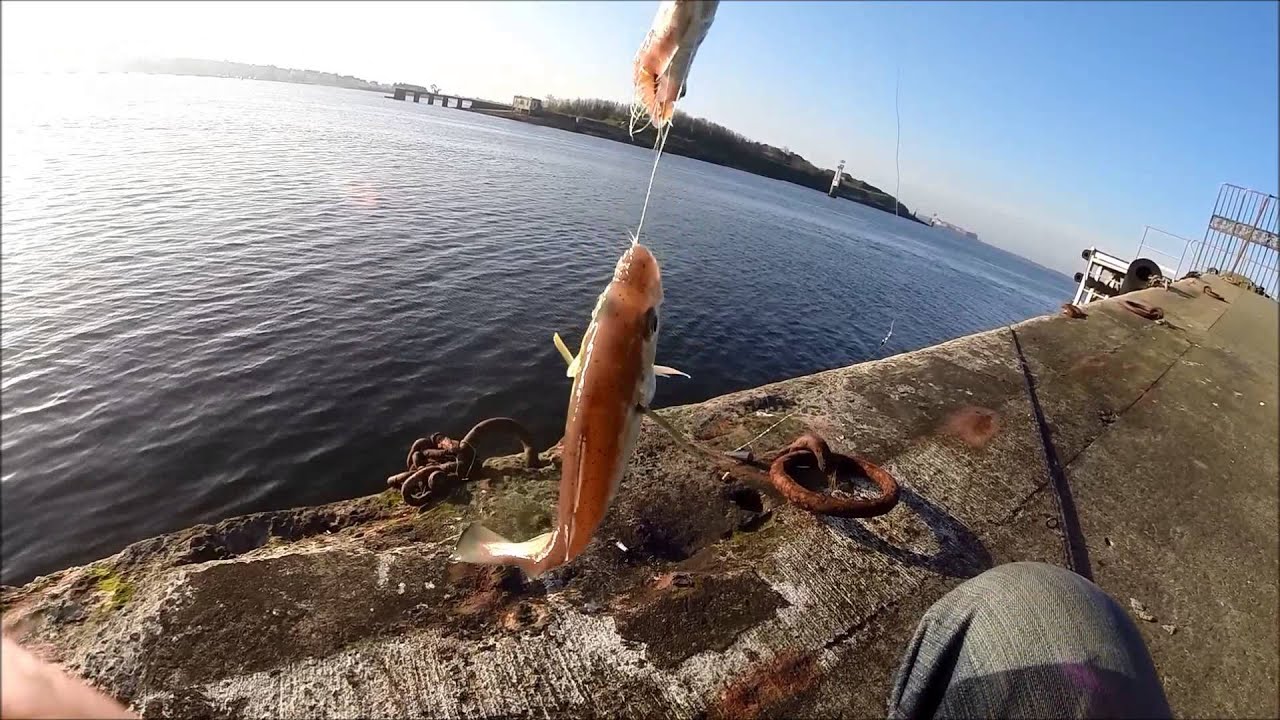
767, 434, 900, 518
1121, 299, 1164, 321
1061, 303, 1088, 319
1203, 286, 1226, 302
459, 416, 541, 474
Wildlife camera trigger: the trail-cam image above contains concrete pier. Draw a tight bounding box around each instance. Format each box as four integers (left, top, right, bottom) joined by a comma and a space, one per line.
385, 84, 510, 112
3, 275, 1275, 718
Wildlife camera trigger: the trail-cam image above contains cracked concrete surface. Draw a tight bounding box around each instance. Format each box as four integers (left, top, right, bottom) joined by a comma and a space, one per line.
3, 275, 1274, 718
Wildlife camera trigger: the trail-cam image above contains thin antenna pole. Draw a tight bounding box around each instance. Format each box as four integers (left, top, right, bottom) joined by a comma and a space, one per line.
894, 66, 902, 218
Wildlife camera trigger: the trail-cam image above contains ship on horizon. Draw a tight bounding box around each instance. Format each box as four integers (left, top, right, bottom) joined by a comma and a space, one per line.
928, 213, 980, 241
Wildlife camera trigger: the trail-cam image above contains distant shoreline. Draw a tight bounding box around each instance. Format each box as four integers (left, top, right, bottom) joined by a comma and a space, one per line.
110, 57, 923, 222
465, 108, 926, 223
115, 58, 396, 95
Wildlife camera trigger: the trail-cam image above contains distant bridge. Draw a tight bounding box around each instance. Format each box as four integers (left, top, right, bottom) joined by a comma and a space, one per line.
386, 85, 509, 111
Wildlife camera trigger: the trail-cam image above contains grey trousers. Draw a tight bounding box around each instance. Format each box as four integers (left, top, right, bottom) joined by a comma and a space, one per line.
888, 562, 1171, 719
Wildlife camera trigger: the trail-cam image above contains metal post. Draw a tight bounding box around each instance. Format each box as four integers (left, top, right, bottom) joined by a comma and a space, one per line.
1136, 226, 1150, 258
1174, 240, 1198, 279
1218, 186, 1250, 270
1189, 184, 1225, 271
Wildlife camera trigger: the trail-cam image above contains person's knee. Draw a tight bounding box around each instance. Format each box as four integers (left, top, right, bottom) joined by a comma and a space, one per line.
893, 562, 1170, 719
924, 561, 1128, 661
994, 561, 1096, 594
959, 561, 1104, 617
995, 560, 1080, 584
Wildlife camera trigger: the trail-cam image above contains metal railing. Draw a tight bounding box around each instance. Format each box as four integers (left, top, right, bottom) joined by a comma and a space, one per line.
1134, 225, 1200, 279
1185, 184, 1279, 298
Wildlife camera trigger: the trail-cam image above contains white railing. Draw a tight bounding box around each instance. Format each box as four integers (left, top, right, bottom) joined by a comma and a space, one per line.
1134, 226, 1199, 279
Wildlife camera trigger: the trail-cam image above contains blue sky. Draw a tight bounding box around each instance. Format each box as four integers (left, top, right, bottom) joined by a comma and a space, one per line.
5, 1, 1277, 273
540, 0, 1280, 273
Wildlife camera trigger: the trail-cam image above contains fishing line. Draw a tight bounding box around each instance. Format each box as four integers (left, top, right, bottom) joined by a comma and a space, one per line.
894, 65, 902, 218
629, 96, 654, 138
878, 318, 895, 353
731, 409, 800, 453
631, 121, 672, 246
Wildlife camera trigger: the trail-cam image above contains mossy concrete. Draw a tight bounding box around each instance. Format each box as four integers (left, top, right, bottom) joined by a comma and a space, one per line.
3, 275, 1274, 719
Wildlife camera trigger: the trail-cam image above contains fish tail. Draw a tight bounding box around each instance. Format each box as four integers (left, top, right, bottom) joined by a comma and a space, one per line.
452, 523, 559, 578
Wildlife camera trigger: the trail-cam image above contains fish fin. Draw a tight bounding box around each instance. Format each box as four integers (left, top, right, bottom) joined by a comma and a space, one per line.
654, 364, 690, 379
452, 524, 559, 579
452, 523, 509, 560
553, 332, 577, 373
553, 332, 584, 377
637, 405, 702, 457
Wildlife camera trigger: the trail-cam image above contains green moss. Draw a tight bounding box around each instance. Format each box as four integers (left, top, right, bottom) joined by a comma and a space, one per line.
87, 566, 134, 610
723, 513, 788, 562
717, 415, 808, 455
377, 489, 404, 509
475, 471, 557, 540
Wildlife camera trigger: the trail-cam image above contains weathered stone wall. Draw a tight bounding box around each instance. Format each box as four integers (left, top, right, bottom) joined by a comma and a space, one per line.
3, 276, 1275, 718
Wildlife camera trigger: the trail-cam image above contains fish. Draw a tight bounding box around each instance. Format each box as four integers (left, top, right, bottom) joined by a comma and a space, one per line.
453, 243, 687, 578
633, 0, 720, 129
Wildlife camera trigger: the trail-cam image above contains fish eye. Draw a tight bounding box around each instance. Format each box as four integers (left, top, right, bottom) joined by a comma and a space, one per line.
645, 307, 659, 336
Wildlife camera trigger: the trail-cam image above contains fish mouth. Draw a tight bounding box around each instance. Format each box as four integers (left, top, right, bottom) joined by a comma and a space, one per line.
612, 244, 664, 306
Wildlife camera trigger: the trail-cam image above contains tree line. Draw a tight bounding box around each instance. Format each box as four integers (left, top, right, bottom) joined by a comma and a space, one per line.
544, 96, 759, 155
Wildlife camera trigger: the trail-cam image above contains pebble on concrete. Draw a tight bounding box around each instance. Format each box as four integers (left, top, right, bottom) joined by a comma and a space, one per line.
1129, 597, 1157, 623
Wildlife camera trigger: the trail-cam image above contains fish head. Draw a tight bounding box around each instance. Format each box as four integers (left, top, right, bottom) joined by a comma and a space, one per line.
589, 242, 664, 406
609, 242, 664, 310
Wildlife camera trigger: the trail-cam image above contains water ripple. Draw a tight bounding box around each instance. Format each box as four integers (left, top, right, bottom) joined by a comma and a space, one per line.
0, 73, 1072, 583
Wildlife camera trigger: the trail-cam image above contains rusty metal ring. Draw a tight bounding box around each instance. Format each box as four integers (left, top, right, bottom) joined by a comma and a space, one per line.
1121, 300, 1164, 321
459, 416, 542, 471
427, 469, 454, 494
1061, 303, 1088, 319
453, 442, 479, 479
769, 443, 900, 518
401, 466, 435, 506
1203, 286, 1226, 302
406, 437, 437, 470
784, 434, 831, 474
392, 417, 542, 508
420, 447, 458, 464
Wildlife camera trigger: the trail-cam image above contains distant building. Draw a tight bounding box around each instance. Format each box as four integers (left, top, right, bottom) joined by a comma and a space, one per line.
513, 96, 543, 114
930, 213, 980, 241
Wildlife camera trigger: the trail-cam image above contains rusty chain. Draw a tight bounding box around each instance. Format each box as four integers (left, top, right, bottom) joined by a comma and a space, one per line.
387, 417, 542, 507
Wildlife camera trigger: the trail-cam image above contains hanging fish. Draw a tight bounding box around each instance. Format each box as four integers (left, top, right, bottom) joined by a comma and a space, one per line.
632, 0, 720, 130
453, 243, 687, 578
